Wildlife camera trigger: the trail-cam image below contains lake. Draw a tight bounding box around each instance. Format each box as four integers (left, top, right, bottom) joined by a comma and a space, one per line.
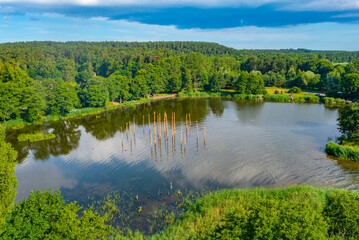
6, 98, 359, 231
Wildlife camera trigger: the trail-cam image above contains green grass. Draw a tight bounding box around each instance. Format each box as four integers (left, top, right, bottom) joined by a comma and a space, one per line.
325, 141, 359, 162
0, 119, 27, 129
263, 94, 291, 102
17, 132, 56, 142
108, 186, 359, 239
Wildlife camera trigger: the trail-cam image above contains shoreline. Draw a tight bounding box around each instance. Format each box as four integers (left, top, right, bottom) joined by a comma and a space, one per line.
2, 94, 177, 130
2, 92, 347, 131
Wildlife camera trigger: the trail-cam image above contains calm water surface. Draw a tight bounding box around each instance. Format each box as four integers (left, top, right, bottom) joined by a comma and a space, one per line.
7, 98, 359, 212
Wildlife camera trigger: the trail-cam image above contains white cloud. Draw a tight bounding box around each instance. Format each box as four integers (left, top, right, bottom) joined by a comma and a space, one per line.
0, 0, 358, 11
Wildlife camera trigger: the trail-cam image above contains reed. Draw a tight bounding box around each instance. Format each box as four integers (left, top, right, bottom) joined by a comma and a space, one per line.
148, 114, 151, 129
129, 122, 132, 139
196, 120, 198, 138
180, 126, 183, 143
174, 112, 176, 134
159, 113, 161, 137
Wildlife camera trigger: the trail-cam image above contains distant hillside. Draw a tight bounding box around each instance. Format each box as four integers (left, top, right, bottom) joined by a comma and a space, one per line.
0, 41, 358, 64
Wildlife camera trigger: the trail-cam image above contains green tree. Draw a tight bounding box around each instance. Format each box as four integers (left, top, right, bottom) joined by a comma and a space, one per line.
341, 73, 359, 100
0, 97, 15, 122
0, 127, 17, 227
182, 68, 193, 92
207, 71, 225, 92
24, 93, 46, 122
80, 78, 109, 107
234, 71, 249, 93
338, 103, 359, 139
45, 79, 79, 115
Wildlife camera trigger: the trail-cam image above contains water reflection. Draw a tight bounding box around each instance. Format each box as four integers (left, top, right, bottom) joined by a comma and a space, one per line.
10, 99, 359, 208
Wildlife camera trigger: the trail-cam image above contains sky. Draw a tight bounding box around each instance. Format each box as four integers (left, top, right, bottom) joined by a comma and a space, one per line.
0, 0, 359, 50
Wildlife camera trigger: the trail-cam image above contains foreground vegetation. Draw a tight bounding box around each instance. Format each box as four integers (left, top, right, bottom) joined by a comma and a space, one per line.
147, 186, 359, 240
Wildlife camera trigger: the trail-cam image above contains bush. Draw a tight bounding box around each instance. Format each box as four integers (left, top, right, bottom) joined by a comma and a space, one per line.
0, 127, 17, 228
288, 87, 302, 93
324, 191, 359, 238
1, 190, 113, 239
274, 90, 280, 94
233, 94, 248, 100
208, 195, 327, 240
325, 141, 359, 161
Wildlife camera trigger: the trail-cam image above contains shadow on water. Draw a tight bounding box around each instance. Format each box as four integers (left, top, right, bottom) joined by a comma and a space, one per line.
291, 121, 340, 145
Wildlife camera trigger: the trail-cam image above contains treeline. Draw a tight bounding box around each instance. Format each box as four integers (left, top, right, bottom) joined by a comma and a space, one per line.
0, 41, 359, 123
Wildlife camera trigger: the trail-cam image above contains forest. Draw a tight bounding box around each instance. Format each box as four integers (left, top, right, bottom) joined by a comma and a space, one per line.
0, 41, 359, 123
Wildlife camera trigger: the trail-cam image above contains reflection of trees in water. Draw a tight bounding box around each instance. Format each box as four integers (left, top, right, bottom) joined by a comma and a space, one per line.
208, 98, 226, 117
31, 122, 81, 160
233, 100, 264, 124
7, 121, 81, 162
7, 99, 212, 162
80, 98, 210, 141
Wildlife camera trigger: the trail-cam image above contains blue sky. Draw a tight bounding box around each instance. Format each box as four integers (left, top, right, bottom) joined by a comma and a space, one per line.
0, 0, 359, 50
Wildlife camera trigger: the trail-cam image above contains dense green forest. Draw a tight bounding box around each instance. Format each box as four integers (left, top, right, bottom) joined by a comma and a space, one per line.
1, 41, 359, 123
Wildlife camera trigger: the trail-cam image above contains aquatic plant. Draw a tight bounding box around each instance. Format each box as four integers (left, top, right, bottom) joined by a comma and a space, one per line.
17, 132, 56, 142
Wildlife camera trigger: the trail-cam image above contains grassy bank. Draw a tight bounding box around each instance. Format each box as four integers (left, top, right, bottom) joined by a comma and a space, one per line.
325, 141, 359, 162
110, 186, 359, 239
17, 132, 56, 142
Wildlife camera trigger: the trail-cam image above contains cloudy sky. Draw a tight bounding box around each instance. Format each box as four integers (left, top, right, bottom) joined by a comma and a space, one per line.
0, 0, 359, 50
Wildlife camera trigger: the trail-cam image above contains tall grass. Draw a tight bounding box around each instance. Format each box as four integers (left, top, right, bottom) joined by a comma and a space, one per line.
325, 141, 359, 161
0, 119, 27, 129
323, 97, 346, 105
263, 94, 291, 102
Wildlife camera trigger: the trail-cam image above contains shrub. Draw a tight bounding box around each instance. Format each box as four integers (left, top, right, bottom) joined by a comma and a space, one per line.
233, 94, 248, 100
0, 127, 17, 228
295, 96, 306, 103
288, 87, 302, 93
208, 195, 327, 240
274, 90, 280, 94
153, 186, 359, 240
1, 190, 113, 239
324, 191, 359, 238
